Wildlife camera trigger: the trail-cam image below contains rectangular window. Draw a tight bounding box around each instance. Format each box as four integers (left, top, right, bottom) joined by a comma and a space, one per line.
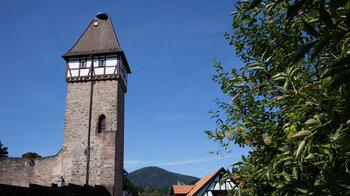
81, 59, 86, 68
99, 59, 105, 67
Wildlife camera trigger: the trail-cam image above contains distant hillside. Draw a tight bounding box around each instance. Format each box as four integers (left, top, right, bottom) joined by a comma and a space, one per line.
127, 166, 199, 187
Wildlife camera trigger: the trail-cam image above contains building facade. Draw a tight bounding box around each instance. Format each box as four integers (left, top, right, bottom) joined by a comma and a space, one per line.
0, 12, 130, 196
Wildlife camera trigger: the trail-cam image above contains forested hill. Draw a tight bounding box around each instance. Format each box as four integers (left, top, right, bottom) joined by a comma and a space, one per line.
128, 166, 199, 187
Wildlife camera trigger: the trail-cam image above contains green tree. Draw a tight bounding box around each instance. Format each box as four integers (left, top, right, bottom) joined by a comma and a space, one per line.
206, 0, 350, 195
0, 140, 8, 157
124, 176, 140, 196
21, 152, 41, 158
138, 186, 170, 196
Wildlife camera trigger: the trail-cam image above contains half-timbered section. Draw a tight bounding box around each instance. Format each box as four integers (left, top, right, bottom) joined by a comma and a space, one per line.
171, 168, 235, 196
62, 12, 131, 91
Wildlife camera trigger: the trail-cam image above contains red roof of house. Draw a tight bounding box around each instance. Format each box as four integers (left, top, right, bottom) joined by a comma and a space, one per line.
187, 169, 220, 196
172, 185, 195, 194
172, 168, 224, 196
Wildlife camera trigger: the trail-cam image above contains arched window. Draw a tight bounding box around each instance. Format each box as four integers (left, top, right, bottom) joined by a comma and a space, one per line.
97, 115, 106, 133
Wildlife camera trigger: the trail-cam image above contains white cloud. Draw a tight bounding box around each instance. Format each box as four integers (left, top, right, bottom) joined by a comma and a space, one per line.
125, 156, 230, 169
155, 157, 222, 166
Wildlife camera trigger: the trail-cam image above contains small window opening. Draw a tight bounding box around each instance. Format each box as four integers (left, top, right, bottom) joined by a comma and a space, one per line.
99, 59, 105, 67
97, 115, 106, 133
81, 60, 86, 68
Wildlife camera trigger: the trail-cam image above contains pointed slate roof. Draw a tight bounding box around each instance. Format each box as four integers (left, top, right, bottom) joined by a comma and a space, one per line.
63, 13, 131, 73
63, 17, 122, 56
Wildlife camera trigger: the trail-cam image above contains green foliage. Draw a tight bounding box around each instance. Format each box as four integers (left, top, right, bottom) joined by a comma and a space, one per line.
124, 176, 140, 196
207, 0, 350, 195
21, 152, 41, 158
0, 139, 8, 157
138, 186, 171, 196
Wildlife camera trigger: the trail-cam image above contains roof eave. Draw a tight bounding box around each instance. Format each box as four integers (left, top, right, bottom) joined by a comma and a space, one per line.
188, 167, 226, 196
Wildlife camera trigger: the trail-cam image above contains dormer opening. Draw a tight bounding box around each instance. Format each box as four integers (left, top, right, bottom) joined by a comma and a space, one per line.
94, 20, 99, 26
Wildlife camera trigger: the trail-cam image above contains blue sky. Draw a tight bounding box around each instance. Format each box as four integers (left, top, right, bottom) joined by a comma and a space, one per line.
0, 0, 249, 178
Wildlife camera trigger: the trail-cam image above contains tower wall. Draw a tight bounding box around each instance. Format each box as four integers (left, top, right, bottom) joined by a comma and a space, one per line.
114, 80, 125, 196
62, 79, 124, 193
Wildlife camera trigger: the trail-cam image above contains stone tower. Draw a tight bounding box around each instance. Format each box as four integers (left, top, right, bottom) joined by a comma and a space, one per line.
61, 12, 131, 195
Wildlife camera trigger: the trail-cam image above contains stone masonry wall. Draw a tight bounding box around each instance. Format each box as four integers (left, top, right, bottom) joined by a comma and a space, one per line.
32, 151, 63, 186
62, 79, 124, 194
0, 158, 34, 187
0, 151, 62, 187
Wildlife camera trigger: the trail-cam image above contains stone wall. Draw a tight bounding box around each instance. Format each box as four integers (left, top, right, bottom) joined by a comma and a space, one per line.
32, 151, 63, 186
0, 151, 62, 187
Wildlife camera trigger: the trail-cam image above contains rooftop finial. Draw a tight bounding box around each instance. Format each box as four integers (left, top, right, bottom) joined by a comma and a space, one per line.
96, 12, 108, 20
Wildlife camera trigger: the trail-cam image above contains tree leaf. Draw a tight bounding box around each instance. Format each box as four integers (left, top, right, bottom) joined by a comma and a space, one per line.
302, 19, 319, 37
266, 170, 270, 180
320, 6, 335, 29
283, 172, 292, 182
230, 91, 242, 104
305, 153, 316, 160
328, 56, 350, 68
345, 10, 350, 27
310, 36, 331, 62
242, 154, 247, 162
304, 119, 321, 126
271, 73, 288, 80
322, 64, 350, 78
293, 41, 317, 63
296, 187, 308, 194
296, 138, 307, 158
250, 66, 266, 70
283, 80, 289, 91
246, 0, 263, 10
291, 130, 312, 139
232, 161, 244, 166
330, 71, 350, 88
286, 0, 305, 22
292, 167, 298, 179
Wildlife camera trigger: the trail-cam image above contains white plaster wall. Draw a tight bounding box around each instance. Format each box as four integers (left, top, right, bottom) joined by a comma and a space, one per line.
95, 68, 104, 75
106, 57, 117, 66
80, 69, 89, 76
93, 59, 99, 67
86, 59, 92, 68
69, 61, 79, 69
106, 67, 115, 74
71, 70, 78, 77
